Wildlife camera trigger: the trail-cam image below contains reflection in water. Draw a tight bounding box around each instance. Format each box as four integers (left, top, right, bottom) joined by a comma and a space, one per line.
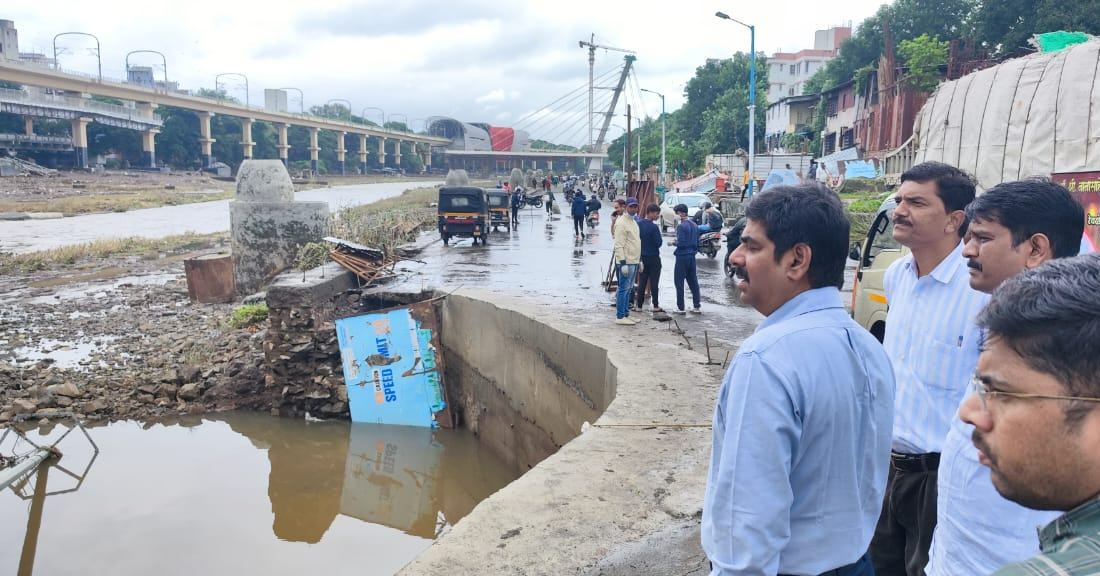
0, 413, 517, 576
220, 415, 517, 543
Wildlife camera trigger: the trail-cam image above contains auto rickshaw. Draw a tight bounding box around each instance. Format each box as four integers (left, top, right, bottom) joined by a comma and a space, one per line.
486, 189, 510, 231
438, 186, 489, 246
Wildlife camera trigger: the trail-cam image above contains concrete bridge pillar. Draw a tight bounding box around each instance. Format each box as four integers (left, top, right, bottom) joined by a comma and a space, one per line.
23, 116, 33, 136
424, 145, 432, 168
136, 101, 157, 120
142, 128, 160, 169
240, 118, 255, 160
70, 116, 92, 169
378, 137, 387, 167
308, 127, 320, 174
393, 139, 402, 167
335, 132, 347, 176
198, 112, 216, 168
276, 123, 291, 166
358, 134, 368, 174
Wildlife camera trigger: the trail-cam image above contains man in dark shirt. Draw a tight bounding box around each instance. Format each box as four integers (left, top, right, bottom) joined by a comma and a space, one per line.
635, 204, 664, 312
670, 203, 702, 314
511, 187, 524, 228
571, 191, 588, 238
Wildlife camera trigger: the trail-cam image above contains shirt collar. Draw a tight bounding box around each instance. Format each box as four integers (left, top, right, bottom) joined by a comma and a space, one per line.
903, 241, 966, 284
757, 287, 845, 332
1039, 496, 1100, 551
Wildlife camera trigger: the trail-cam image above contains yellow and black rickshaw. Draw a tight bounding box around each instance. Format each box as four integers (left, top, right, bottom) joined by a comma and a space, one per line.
486, 189, 510, 232
438, 186, 489, 246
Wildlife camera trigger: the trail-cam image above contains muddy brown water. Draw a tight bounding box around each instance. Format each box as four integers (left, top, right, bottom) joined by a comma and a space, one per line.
0, 412, 517, 575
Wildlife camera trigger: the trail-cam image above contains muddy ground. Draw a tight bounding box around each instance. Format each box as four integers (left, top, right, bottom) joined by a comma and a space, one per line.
0, 240, 269, 426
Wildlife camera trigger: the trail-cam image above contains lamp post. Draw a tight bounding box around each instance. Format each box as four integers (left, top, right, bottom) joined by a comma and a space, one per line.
640, 88, 666, 188
125, 50, 168, 89
611, 124, 628, 178
277, 87, 305, 114
53, 32, 101, 82
214, 73, 250, 108
325, 98, 352, 121
715, 11, 757, 198
362, 107, 385, 127
387, 113, 408, 131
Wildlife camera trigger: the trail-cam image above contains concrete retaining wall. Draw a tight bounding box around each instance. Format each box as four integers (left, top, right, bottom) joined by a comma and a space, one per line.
402, 288, 719, 576
440, 293, 616, 473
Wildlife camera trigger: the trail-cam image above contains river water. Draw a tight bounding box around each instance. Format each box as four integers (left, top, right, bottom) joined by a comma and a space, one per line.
0, 180, 440, 255
0, 413, 516, 575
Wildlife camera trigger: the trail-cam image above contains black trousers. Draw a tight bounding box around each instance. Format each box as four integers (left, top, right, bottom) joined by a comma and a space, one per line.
674, 257, 700, 311
511, 206, 519, 225
636, 255, 661, 308
870, 454, 940, 576
573, 215, 584, 235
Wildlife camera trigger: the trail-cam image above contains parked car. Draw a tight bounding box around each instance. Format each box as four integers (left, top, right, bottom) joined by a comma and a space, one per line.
658, 192, 709, 232
849, 197, 905, 342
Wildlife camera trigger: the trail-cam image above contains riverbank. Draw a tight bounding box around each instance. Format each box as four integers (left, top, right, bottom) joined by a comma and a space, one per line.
0, 169, 439, 217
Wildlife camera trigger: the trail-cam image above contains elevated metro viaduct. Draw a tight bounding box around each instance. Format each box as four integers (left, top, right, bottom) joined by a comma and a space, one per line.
0, 59, 449, 173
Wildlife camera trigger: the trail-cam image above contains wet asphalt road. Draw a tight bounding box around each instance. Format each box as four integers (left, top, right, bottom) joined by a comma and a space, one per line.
393, 200, 765, 354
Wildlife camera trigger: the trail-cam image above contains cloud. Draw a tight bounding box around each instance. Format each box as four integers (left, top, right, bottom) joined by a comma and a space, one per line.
303, 0, 516, 37
476, 89, 507, 104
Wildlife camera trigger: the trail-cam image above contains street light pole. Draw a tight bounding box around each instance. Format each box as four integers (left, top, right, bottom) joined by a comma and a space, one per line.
362, 107, 385, 127
326, 98, 352, 121
125, 50, 168, 89
277, 87, 305, 113
640, 88, 666, 188
214, 73, 250, 108
715, 11, 757, 198
53, 32, 101, 82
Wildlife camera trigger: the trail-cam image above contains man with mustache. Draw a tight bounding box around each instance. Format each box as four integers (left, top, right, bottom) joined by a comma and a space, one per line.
704, 183, 894, 575
957, 254, 1100, 575
926, 178, 1085, 575
869, 162, 988, 576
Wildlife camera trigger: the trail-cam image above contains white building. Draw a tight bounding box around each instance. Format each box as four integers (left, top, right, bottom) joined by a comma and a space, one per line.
767, 26, 850, 102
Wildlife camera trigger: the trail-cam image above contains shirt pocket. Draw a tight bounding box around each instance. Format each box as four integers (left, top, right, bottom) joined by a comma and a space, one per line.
913, 337, 968, 391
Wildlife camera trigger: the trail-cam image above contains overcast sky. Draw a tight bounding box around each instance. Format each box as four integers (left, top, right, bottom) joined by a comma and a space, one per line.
7, 0, 885, 146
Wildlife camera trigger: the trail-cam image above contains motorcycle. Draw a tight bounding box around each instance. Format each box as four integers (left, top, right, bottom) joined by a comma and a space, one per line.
586, 210, 600, 229
524, 194, 543, 208
698, 230, 723, 259
723, 217, 748, 277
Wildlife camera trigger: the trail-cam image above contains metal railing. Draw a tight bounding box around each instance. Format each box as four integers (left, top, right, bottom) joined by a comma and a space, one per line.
0, 87, 163, 126
882, 135, 917, 184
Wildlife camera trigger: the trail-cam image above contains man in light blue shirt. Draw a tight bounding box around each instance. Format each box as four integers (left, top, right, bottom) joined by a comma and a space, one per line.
704, 183, 894, 575
926, 178, 1085, 575
871, 162, 987, 576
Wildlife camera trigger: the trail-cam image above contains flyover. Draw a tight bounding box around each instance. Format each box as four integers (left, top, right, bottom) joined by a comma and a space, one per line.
0, 58, 449, 172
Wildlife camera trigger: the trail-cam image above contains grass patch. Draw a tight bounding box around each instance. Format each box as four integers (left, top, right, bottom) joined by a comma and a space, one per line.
0, 231, 228, 274
328, 186, 438, 256
0, 190, 234, 216
847, 209, 877, 243
228, 303, 268, 329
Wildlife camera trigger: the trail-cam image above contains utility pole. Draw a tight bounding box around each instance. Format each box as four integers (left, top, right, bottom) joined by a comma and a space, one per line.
626, 104, 633, 184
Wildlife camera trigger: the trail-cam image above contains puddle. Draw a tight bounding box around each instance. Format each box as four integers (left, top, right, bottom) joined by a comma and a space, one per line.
10, 336, 117, 369
0, 413, 517, 575
25, 273, 177, 305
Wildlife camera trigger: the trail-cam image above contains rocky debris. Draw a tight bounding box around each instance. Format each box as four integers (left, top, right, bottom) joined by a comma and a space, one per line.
0, 259, 268, 425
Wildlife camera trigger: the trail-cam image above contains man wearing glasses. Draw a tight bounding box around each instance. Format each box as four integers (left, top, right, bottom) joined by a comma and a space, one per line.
958, 254, 1100, 575
926, 179, 1085, 574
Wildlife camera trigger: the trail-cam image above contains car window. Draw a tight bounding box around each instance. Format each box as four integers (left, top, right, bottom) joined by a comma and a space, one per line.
682, 196, 705, 208
866, 208, 900, 264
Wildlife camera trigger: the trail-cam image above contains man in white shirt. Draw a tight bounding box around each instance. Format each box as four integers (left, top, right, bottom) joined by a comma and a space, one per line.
869, 162, 988, 576
926, 178, 1085, 574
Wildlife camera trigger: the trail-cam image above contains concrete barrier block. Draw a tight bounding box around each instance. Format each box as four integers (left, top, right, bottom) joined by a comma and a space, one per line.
236, 159, 296, 203
230, 200, 329, 295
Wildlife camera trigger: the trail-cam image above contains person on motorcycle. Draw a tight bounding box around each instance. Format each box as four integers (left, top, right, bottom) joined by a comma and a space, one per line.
586, 193, 602, 217
571, 190, 588, 238
696, 202, 724, 232
511, 186, 524, 228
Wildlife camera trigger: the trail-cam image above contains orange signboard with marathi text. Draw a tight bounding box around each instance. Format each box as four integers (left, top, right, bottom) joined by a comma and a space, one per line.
1052, 171, 1100, 253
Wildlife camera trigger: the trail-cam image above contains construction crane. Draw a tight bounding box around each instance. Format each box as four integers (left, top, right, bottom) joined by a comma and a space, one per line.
578, 34, 635, 154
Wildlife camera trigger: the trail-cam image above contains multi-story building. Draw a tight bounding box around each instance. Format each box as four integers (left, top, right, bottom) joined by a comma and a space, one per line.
764, 94, 817, 152
767, 26, 850, 102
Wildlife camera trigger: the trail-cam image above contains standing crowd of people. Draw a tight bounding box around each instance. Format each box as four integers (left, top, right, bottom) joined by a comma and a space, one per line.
701, 161, 1099, 576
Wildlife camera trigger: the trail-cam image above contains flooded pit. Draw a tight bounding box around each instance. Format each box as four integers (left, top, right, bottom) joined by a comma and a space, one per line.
0, 412, 518, 576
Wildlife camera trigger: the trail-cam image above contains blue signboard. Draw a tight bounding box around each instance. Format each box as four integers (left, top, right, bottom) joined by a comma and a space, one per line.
335, 304, 449, 428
